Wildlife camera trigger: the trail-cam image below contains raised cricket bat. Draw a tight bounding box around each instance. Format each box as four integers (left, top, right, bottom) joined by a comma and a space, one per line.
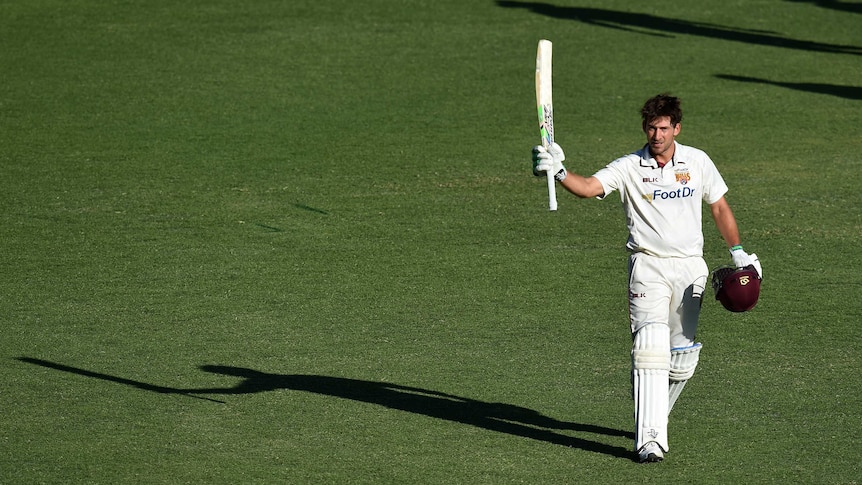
535, 39, 557, 211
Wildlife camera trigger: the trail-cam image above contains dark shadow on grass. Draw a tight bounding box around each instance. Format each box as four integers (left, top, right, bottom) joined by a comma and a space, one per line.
255, 223, 283, 232
716, 74, 862, 100
496, 1, 862, 56
785, 0, 862, 14
16, 357, 228, 403
294, 203, 328, 215
17, 357, 635, 460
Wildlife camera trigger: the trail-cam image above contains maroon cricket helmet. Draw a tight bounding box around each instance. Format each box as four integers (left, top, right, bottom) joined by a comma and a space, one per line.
711, 265, 762, 312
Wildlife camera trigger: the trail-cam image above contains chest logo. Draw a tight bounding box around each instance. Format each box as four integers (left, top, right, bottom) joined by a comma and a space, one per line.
675, 169, 691, 185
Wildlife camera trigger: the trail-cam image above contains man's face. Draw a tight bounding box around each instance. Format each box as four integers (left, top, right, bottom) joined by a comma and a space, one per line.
643, 116, 680, 159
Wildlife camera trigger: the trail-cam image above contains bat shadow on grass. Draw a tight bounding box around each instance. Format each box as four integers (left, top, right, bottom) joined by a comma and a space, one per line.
17, 357, 635, 460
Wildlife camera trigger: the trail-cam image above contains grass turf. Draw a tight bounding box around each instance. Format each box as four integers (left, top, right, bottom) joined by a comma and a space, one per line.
1, 0, 860, 482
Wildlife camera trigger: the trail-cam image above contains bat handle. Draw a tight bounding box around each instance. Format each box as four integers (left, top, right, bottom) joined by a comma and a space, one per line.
546, 171, 558, 211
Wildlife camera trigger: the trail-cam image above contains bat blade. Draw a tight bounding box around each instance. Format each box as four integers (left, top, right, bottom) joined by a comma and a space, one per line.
535, 39, 557, 211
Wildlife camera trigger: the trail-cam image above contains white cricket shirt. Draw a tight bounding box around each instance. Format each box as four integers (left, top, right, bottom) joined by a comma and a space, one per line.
593, 141, 728, 258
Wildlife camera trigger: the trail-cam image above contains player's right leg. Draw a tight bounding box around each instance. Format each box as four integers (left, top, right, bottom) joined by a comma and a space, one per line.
632, 322, 670, 460
628, 254, 672, 462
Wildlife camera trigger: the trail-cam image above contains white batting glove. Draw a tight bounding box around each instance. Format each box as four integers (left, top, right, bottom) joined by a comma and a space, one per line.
531, 143, 567, 181
730, 246, 763, 278
548, 142, 565, 164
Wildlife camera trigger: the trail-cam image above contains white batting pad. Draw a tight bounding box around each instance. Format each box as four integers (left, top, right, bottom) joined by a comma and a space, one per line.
632, 323, 671, 452
668, 343, 702, 413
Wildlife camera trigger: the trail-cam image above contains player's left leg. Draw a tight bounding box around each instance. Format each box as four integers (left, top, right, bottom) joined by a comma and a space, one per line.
669, 343, 701, 412
667, 257, 708, 413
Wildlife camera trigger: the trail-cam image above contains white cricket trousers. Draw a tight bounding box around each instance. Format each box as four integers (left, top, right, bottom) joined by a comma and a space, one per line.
627, 253, 708, 349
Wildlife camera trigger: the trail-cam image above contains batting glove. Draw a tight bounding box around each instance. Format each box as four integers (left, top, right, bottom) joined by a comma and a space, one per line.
532, 143, 567, 181
730, 246, 763, 278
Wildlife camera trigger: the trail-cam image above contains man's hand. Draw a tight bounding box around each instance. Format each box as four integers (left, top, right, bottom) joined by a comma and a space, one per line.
730, 246, 763, 278
532, 143, 567, 181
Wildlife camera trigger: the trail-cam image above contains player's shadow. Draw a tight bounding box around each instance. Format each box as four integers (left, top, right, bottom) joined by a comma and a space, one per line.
17, 357, 634, 460
496, 1, 862, 56
716, 74, 862, 101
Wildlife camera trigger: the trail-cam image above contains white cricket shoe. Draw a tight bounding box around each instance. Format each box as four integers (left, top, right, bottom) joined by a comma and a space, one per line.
638, 441, 664, 463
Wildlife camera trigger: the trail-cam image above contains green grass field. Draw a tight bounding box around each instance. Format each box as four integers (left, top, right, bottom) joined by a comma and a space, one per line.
2, 0, 860, 482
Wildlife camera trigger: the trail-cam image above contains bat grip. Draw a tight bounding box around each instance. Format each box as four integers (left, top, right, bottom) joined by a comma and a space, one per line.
546, 171, 557, 211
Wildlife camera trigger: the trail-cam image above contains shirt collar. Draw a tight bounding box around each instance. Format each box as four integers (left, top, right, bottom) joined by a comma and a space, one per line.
638, 141, 679, 169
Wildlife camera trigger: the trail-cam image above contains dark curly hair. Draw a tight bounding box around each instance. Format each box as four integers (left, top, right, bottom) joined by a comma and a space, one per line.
641, 94, 682, 126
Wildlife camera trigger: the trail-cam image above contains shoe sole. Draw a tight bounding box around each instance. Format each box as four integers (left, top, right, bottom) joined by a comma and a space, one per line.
639, 453, 663, 463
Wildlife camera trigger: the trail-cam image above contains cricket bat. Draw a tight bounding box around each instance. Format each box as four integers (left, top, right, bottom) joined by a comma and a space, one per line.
535, 39, 557, 212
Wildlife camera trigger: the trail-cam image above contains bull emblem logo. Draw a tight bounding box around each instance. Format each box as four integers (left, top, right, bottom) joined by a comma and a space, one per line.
739, 276, 751, 285
675, 171, 691, 185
